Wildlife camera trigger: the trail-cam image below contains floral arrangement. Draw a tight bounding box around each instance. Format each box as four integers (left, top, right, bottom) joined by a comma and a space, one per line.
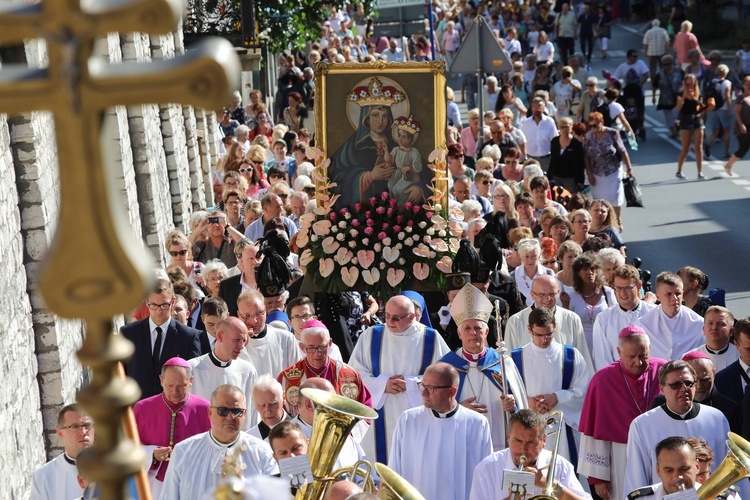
297, 146, 462, 299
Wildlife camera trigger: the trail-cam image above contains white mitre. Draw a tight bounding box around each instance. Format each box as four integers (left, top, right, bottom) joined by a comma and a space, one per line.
449, 284, 493, 326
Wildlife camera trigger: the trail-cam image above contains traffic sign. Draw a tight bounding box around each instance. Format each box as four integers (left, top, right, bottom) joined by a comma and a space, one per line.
449, 16, 512, 74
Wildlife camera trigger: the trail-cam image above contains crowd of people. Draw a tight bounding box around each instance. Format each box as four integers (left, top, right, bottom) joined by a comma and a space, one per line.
28, 1, 750, 500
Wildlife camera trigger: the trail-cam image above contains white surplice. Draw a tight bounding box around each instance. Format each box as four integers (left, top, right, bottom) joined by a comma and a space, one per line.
578, 436, 627, 500
238, 325, 301, 379
292, 416, 371, 480
684, 343, 739, 372
624, 404, 729, 497
470, 448, 591, 500
517, 341, 591, 463
348, 322, 450, 463
389, 405, 493, 500
635, 306, 704, 361
592, 300, 657, 371
161, 430, 277, 499
188, 352, 260, 429
30, 452, 82, 500
451, 349, 529, 450
505, 306, 594, 374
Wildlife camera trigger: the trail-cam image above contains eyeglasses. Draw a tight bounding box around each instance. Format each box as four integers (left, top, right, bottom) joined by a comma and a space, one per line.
586, 83, 595, 87
541, 259, 557, 265
227, 200, 243, 205
494, 194, 510, 199
490, 130, 503, 135
663, 380, 695, 390
384, 312, 413, 322
529, 329, 554, 338
303, 345, 329, 354
239, 311, 266, 320
417, 382, 452, 394
613, 285, 637, 292
169, 249, 188, 257
291, 313, 314, 321
212, 406, 247, 418
278, 193, 289, 199
480, 180, 491, 185
239, 168, 252, 173
59, 422, 94, 432
207, 276, 226, 283
250, 160, 264, 166
147, 302, 172, 311
571, 219, 589, 224
531, 291, 558, 299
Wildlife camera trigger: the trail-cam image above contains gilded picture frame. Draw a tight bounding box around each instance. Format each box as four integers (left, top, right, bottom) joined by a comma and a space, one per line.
313, 60, 448, 211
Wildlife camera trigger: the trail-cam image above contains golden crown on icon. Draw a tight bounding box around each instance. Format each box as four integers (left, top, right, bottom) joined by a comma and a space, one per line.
394, 115, 421, 135
347, 77, 405, 107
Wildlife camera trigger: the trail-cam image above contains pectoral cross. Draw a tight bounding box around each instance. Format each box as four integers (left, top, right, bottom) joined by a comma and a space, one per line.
0, 1, 239, 498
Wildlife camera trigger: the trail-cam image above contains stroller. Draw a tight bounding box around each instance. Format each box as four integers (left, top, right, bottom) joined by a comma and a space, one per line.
620, 82, 646, 141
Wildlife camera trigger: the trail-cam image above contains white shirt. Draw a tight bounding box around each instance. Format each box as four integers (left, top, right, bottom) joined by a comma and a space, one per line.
470, 448, 590, 500
238, 325, 301, 379
520, 114, 559, 157
390, 405, 493, 500
614, 59, 650, 82
149, 318, 171, 358
636, 306, 704, 361
592, 300, 657, 371
684, 343, 739, 372
161, 431, 277, 499
30, 453, 83, 500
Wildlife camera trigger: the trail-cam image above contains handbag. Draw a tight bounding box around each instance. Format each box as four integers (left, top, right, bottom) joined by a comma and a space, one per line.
622, 175, 644, 208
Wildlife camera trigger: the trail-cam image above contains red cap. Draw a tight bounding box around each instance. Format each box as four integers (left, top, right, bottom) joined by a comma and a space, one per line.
618, 325, 647, 338
682, 351, 710, 361
163, 357, 191, 368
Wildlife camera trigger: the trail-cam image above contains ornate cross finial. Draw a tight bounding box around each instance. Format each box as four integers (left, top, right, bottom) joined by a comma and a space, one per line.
0, 1, 239, 497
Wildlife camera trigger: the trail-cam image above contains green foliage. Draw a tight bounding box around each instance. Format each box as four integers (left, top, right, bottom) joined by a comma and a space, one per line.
253, 0, 373, 54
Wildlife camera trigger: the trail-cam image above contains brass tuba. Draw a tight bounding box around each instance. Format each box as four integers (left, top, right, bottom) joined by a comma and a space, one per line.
528, 410, 564, 500
698, 432, 750, 500
295, 388, 379, 500
375, 463, 426, 499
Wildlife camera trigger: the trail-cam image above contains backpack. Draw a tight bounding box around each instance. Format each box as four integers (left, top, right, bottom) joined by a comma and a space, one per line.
596, 101, 614, 126
625, 67, 641, 87
704, 77, 724, 110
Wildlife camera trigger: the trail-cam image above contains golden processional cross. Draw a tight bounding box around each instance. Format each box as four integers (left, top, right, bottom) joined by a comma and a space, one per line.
0, 0, 239, 497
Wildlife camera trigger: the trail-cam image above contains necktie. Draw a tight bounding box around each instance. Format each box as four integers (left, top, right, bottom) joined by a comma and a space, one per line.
153, 327, 163, 373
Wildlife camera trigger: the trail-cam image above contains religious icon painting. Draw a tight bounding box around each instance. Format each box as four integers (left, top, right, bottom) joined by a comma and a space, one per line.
313, 60, 448, 211
297, 61, 459, 299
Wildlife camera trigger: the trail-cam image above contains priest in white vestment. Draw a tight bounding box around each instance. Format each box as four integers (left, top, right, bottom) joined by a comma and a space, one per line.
592, 265, 657, 371
248, 375, 290, 442
578, 326, 665, 500
161, 384, 277, 499
349, 295, 450, 464
683, 306, 739, 372
292, 378, 373, 483
512, 307, 591, 465
189, 317, 260, 429
470, 409, 591, 500
390, 362, 493, 500
624, 360, 732, 497
236, 290, 301, 379
504, 275, 593, 374
31, 404, 94, 500
440, 283, 528, 450
635, 272, 704, 361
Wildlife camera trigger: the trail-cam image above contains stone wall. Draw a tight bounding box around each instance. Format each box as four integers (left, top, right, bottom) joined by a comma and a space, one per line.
0, 26, 220, 498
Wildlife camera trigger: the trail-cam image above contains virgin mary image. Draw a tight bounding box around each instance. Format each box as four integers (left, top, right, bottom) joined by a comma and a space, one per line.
329, 77, 426, 209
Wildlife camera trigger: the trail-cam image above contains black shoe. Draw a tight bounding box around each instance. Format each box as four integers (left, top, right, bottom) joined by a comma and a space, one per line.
704, 143, 711, 158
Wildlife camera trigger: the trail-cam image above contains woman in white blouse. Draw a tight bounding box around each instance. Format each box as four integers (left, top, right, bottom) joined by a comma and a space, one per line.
533, 30, 555, 66
514, 238, 555, 306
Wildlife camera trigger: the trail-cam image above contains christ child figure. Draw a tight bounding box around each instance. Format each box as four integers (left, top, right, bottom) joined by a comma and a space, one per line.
387, 115, 423, 204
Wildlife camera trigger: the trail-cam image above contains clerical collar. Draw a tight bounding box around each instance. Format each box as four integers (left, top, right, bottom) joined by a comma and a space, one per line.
619, 301, 641, 313
209, 430, 241, 448
63, 452, 76, 465
389, 323, 417, 337
462, 348, 486, 363
661, 402, 700, 420
209, 350, 232, 368
305, 357, 330, 377
253, 325, 268, 339
431, 404, 460, 419
529, 341, 555, 354
705, 344, 730, 355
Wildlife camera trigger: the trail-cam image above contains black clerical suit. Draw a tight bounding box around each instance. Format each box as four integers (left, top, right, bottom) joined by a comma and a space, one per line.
714, 360, 750, 438
121, 318, 202, 400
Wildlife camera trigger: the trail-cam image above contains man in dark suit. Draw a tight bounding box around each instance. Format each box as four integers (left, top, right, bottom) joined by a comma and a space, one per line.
122, 277, 202, 400
714, 317, 750, 438
219, 241, 261, 317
